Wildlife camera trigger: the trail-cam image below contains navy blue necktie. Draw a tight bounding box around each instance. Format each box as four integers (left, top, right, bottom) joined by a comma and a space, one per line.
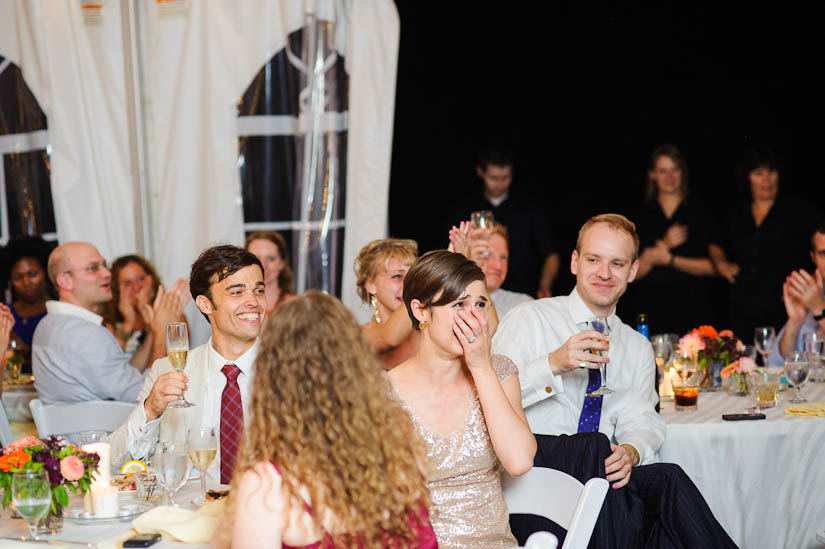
577, 318, 605, 432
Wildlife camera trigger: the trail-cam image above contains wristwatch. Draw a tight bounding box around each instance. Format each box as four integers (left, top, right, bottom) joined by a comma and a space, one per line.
813, 309, 825, 321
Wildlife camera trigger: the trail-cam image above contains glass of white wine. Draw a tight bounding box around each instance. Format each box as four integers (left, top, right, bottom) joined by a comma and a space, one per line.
188, 427, 218, 505
12, 470, 51, 540
167, 322, 193, 408
586, 317, 614, 396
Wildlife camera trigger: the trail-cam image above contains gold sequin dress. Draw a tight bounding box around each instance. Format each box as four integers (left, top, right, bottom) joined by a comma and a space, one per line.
394, 354, 519, 549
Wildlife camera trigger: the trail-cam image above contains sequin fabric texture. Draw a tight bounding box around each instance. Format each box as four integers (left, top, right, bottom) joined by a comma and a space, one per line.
394, 354, 520, 549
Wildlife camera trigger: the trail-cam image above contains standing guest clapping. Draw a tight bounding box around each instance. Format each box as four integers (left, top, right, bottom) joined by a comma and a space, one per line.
623, 145, 717, 334
32, 242, 188, 405
245, 231, 295, 316
212, 291, 437, 548
387, 250, 535, 549
354, 238, 419, 369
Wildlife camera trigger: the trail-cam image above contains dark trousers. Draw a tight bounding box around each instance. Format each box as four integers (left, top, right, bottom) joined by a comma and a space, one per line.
509, 433, 738, 549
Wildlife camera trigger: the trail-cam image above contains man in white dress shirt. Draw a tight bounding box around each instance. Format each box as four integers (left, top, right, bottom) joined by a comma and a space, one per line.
109, 245, 265, 485
493, 214, 734, 548
32, 242, 182, 404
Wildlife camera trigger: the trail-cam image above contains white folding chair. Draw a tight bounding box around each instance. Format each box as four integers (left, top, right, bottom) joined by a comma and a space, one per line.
525, 531, 559, 549
503, 467, 609, 549
29, 399, 136, 444
0, 404, 14, 447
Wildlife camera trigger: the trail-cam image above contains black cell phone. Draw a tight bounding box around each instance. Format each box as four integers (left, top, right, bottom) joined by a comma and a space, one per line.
722, 413, 766, 421
123, 533, 161, 547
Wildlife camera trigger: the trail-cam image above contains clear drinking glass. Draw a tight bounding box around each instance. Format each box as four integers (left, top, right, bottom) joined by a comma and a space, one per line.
187, 428, 217, 505
470, 210, 495, 257
651, 334, 673, 377
166, 322, 194, 408
753, 370, 781, 409
671, 350, 700, 411
78, 430, 108, 446
754, 326, 777, 366
586, 318, 614, 396
155, 442, 190, 507
803, 332, 825, 382
12, 470, 51, 540
784, 350, 810, 403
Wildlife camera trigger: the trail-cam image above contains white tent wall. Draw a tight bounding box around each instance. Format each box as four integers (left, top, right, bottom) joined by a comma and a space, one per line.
0, 0, 397, 330
0, 1, 140, 260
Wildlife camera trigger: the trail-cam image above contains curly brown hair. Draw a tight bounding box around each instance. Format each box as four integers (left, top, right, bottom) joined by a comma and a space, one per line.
232, 290, 430, 546
353, 238, 418, 304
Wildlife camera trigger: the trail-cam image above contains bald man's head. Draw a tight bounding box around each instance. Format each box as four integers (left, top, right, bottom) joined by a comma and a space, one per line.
48, 242, 113, 310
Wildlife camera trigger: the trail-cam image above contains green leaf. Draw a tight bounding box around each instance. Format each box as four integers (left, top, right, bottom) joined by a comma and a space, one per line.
54, 485, 69, 507
66, 483, 77, 494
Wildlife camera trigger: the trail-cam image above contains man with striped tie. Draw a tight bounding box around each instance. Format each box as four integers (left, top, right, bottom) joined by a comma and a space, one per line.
493, 214, 735, 548
110, 245, 265, 485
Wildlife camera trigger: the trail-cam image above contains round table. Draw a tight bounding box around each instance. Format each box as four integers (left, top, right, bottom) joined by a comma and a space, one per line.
659, 381, 825, 549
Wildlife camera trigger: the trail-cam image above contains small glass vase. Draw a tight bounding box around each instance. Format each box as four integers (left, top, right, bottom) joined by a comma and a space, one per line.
728, 372, 751, 396
35, 505, 63, 535
700, 362, 723, 390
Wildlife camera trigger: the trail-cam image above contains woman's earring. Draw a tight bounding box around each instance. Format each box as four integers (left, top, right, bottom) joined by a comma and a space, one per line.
419, 320, 428, 330
370, 293, 381, 324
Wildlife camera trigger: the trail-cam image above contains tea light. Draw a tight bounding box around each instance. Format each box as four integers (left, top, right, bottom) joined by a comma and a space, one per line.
91, 486, 120, 517
81, 442, 110, 488
659, 367, 676, 398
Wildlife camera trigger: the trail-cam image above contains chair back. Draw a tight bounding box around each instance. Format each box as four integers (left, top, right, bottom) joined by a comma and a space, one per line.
503, 467, 609, 549
0, 405, 14, 447
29, 399, 136, 444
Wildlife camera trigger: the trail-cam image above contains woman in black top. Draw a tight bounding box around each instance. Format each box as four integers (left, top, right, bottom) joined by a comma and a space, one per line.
623, 145, 716, 335
709, 146, 822, 344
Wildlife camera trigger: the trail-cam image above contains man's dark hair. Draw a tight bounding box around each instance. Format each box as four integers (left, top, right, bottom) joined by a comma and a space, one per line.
476, 145, 513, 171
812, 221, 825, 251
190, 245, 263, 321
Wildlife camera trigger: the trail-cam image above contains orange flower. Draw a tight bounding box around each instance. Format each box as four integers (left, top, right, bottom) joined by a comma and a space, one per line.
697, 325, 718, 339
0, 450, 31, 472
719, 329, 734, 339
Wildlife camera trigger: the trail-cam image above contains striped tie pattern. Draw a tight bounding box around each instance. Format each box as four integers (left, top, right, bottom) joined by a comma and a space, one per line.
220, 363, 243, 484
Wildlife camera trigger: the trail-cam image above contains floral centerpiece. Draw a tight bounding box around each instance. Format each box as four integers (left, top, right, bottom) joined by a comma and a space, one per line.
1, 436, 99, 531
720, 356, 758, 396
679, 326, 745, 389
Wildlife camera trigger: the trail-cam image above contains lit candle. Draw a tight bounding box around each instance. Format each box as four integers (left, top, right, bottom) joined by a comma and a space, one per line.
660, 367, 675, 398
91, 486, 120, 517
81, 442, 111, 489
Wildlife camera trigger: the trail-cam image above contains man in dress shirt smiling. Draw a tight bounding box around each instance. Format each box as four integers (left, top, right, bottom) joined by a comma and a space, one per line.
493, 214, 735, 548
32, 242, 181, 404
109, 245, 266, 484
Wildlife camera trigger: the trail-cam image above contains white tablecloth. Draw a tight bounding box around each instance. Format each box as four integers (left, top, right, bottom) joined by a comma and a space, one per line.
0, 481, 211, 548
659, 382, 825, 549
1, 385, 36, 423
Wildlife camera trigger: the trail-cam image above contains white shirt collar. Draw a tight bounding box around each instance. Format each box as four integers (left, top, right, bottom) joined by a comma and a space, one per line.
568, 287, 617, 328
207, 336, 259, 377
488, 193, 508, 207
45, 300, 103, 326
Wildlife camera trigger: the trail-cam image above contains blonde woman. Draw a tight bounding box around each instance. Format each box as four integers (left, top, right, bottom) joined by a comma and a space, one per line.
215, 291, 436, 548
354, 238, 420, 369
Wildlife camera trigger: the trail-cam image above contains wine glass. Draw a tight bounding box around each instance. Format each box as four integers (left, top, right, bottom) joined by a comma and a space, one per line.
155, 441, 190, 507
167, 322, 193, 408
586, 317, 614, 396
187, 428, 217, 505
784, 350, 809, 403
651, 334, 673, 375
803, 332, 825, 382
470, 210, 494, 258
754, 326, 776, 366
12, 470, 51, 540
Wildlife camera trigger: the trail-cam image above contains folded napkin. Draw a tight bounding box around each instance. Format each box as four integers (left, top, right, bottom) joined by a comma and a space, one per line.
132, 500, 225, 543
785, 401, 825, 417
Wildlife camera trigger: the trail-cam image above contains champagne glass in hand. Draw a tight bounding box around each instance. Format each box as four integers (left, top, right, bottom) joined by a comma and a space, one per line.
754, 326, 776, 366
587, 318, 614, 396
155, 441, 190, 507
188, 427, 217, 505
470, 210, 494, 257
167, 322, 193, 408
12, 470, 51, 540
784, 350, 810, 403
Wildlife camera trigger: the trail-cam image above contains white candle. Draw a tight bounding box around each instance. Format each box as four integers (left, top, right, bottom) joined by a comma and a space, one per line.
660, 367, 675, 398
81, 442, 111, 488
91, 486, 120, 517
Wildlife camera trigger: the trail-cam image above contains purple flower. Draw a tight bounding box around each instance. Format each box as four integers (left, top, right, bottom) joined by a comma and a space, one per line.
42, 456, 63, 484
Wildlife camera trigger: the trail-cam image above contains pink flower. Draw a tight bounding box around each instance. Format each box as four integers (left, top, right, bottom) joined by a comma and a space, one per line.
738, 356, 757, 372
3, 436, 40, 455
679, 333, 705, 356
60, 455, 85, 481
719, 330, 734, 338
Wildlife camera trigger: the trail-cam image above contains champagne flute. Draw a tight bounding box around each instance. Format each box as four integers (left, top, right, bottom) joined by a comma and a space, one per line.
167, 322, 194, 408
784, 350, 809, 403
754, 326, 776, 366
155, 441, 190, 507
470, 210, 494, 258
12, 470, 51, 540
587, 317, 614, 396
188, 428, 217, 505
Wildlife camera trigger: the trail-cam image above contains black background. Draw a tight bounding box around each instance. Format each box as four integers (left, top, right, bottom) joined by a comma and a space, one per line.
388, 2, 825, 302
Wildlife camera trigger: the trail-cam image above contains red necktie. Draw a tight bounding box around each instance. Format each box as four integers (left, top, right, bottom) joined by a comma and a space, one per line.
220, 364, 243, 484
